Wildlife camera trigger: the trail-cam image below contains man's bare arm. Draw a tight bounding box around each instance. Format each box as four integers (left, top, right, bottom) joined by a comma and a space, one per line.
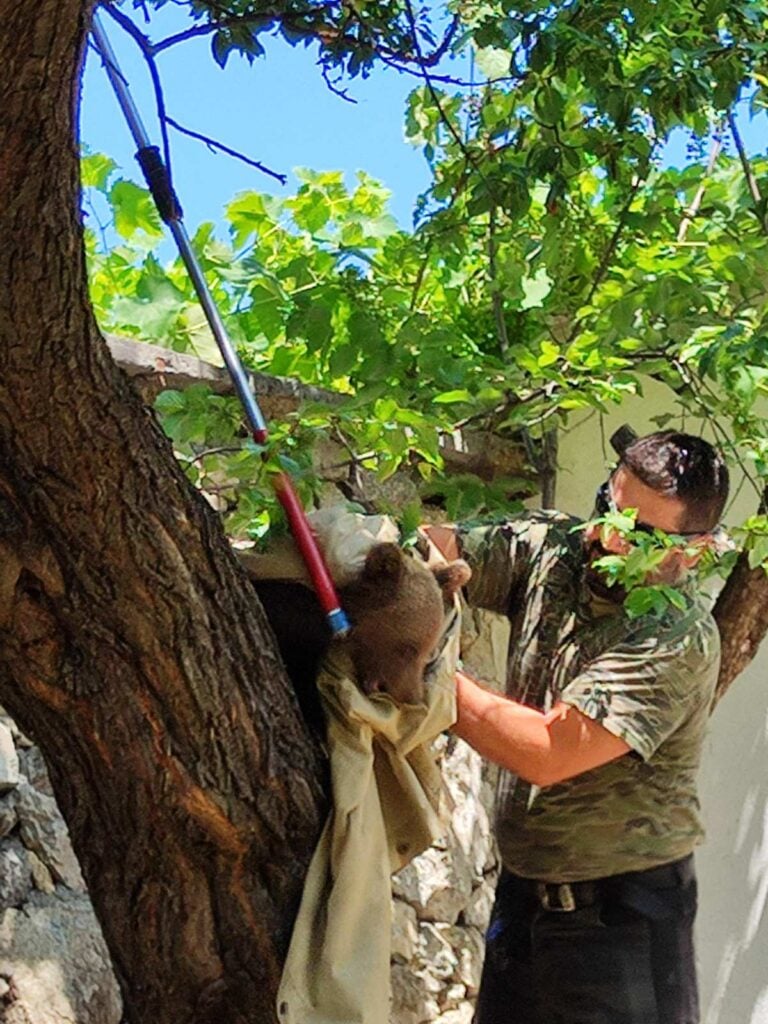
454, 670, 630, 787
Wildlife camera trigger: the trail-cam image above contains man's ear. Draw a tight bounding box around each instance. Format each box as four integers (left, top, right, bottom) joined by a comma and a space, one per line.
362, 542, 405, 583
433, 559, 471, 598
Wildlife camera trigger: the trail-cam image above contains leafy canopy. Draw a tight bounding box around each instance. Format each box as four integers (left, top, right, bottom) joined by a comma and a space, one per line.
87, 0, 768, 603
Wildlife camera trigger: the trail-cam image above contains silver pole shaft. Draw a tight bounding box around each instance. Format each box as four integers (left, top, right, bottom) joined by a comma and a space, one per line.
90, 10, 268, 439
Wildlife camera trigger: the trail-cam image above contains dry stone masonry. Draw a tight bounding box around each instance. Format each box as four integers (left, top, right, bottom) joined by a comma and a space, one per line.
0, 713, 122, 1024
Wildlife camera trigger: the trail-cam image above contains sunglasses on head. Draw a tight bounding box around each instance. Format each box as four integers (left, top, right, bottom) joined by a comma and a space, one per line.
593, 479, 705, 541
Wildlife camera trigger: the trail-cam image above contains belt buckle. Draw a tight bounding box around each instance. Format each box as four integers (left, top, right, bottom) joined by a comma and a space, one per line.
538, 882, 577, 912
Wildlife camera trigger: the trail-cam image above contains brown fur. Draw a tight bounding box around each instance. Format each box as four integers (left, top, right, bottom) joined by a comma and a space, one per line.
342, 543, 470, 703
251, 543, 471, 715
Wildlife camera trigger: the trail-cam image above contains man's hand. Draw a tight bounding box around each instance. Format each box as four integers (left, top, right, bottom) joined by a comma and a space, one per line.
453, 670, 630, 787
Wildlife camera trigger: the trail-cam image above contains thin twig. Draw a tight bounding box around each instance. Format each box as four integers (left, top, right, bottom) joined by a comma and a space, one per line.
677, 132, 722, 242
563, 162, 656, 348
377, 51, 521, 87
152, 15, 257, 54
584, 175, 646, 306
153, 0, 458, 72
179, 446, 246, 465
402, 0, 499, 205
488, 204, 510, 357
102, 3, 174, 189
728, 110, 768, 233
320, 62, 356, 103
165, 117, 287, 184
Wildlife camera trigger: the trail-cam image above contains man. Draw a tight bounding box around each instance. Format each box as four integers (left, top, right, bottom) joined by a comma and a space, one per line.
426, 431, 729, 1024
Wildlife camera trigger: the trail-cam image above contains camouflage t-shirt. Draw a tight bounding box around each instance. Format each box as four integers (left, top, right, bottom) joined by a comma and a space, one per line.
458, 511, 720, 883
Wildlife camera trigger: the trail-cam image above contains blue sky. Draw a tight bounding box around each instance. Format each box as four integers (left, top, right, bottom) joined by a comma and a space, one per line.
81, 8, 447, 229
81, 7, 767, 235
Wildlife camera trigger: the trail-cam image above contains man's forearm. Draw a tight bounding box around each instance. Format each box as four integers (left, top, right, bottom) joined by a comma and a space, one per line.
453, 671, 630, 787
453, 671, 557, 785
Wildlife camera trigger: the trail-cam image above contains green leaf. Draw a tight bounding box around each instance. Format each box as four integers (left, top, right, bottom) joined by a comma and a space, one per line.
433, 389, 473, 404
328, 343, 358, 377
534, 84, 566, 124
520, 268, 553, 310
247, 283, 285, 342
109, 180, 164, 240
82, 152, 118, 192
287, 302, 333, 351
154, 390, 187, 414
474, 46, 511, 79
747, 535, 768, 570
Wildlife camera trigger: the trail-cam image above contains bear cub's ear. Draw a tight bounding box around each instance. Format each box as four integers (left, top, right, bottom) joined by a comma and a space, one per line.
361, 542, 405, 583
432, 560, 471, 598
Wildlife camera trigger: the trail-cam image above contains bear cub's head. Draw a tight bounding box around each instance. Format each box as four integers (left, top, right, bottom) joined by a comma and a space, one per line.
341, 542, 471, 704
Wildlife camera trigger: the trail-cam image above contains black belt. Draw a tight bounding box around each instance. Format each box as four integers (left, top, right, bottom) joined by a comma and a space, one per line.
529, 855, 695, 917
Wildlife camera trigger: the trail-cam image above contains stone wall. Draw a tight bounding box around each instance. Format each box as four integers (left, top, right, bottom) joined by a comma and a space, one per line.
388, 608, 508, 1024
0, 713, 122, 1024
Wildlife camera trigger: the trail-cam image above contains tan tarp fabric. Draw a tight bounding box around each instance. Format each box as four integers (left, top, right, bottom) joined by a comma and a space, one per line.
246, 510, 459, 1024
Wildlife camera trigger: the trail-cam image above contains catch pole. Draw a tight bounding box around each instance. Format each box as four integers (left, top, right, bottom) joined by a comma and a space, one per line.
91, 10, 349, 636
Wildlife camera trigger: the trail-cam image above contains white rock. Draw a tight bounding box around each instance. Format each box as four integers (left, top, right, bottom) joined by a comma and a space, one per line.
393, 845, 474, 925
435, 1001, 475, 1024
392, 898, 419, 963
0, 840, 32, 911
418, 923, 458, 980
441, 982, 467, 1010
0, 722, 19, 792
27, 849, 56, 895
448, 926, 485, 995
390, 963, 440, 1024
19, 747, 53, 796
0, 892, 122, 1024
0, 794, 17, 839
463, 878, 496, 930
13, 779, 85, 891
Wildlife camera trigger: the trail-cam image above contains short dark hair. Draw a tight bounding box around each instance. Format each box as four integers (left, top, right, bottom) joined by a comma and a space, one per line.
621, 431, 729, 532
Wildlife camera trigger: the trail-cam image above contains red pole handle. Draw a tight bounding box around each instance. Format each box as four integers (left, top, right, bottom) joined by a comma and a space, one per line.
272, 472, 350, 636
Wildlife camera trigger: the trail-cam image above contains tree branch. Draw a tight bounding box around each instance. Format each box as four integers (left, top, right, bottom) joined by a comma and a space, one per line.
102, 2, 175, 188
677, 131, 722, 242
402, 0, 500, 206
488, 204, 510, 357
165, 116, 287, 184
728, 110, 768, 233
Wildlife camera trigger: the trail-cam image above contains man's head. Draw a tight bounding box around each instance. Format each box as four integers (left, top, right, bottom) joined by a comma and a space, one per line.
585, 431, 729, 593
617, 431, 729, 533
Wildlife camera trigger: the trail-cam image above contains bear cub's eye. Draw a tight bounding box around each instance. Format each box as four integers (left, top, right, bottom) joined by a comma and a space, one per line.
398, 642, 420, 659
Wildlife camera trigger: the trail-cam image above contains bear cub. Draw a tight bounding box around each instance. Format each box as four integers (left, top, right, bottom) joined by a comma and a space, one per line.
252, 542, 470, 725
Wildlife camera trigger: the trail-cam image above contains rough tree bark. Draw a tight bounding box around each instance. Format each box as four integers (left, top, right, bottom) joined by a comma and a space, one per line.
713, 552, 768, 704
0, 3, 326, 1023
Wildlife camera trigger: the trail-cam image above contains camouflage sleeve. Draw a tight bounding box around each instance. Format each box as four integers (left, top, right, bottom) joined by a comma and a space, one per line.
560, 624, 720, 761
456, 521, 533, 616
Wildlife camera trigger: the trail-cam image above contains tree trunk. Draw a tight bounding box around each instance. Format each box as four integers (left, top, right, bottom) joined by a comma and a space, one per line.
0, 4, 326, 1023
713, 550, 768, 705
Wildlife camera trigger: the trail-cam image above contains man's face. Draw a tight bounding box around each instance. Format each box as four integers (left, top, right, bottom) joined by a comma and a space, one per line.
584, 465, 708, 596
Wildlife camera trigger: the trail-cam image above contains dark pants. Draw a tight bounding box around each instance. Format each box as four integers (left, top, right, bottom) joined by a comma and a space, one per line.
474, 857, 699, 1024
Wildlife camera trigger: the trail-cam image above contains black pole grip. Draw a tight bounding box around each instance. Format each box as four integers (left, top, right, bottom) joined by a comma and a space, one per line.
135, 146, 183, 223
